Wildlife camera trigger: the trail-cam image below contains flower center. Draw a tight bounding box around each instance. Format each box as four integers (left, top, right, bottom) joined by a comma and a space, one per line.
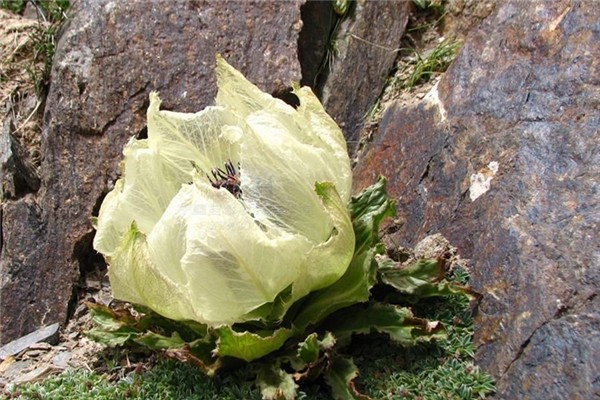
208, 160, 242, 198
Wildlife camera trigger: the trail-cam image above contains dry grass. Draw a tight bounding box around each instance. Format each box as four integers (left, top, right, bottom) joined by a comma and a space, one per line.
0, 9, 47, 168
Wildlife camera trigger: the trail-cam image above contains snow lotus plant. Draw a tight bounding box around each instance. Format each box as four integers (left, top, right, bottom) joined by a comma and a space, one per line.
88, 56, 472, 399
93, 55, 354, 328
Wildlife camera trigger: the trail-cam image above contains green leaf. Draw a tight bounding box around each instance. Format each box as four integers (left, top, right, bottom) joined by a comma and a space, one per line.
163, 345, 223, 377
85, 302, 215, 352
292, 245, 380, 330
84, 328, 138, 347
257, 364, 298, 400
324, 357, 371, 400
129, 303, 209, 341
379, 258, 478, 300
84, 302, 141, 346
297, 332, 335, 365
134, 331, 186, 349
134, 330, 220, 375
289, 331, 337, 375
86, 302, 137, 331
213, 326, 294, 362
349, 177, 396, 256
292, 178, 395, 330
297, 333, 321, 366
322, 302, 446, 346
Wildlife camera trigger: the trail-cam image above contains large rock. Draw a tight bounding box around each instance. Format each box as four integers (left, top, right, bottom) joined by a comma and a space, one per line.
0, 0, 305, 344
354, 0, 600, 398
298, 0, 336, 90
319, 0, 411, 152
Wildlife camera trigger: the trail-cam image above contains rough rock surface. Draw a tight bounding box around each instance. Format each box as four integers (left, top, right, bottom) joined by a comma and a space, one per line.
0, 323, 59, 359
0, 0, 304, 344
354, 0, 599, 398
298, 1, 335, 90
320, 1, 411, 152
1, 124, 40, 199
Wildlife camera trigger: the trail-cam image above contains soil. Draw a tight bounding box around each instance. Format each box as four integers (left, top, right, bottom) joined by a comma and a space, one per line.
0, 0, 495, 391
0, 9, 45, 169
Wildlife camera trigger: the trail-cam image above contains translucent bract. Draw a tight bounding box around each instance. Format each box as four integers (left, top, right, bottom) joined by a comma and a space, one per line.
93, 56, 354, 326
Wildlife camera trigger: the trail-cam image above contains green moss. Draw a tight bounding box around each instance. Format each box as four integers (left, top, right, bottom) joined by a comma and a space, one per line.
351, 267, 495, 399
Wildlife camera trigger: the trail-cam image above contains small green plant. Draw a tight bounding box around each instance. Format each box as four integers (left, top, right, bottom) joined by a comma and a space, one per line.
393, 38, 460, 90
309, 0, 352, 91
412, 0, 445, 14
0, 0, 26, 14
353, 267, 496, 399
8, 0, 70, 95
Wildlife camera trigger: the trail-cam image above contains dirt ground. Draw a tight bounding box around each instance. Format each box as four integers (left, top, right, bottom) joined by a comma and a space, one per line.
0, 9, 45, 170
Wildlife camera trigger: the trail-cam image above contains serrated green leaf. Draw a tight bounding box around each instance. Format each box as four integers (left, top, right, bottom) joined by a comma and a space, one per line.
213, 326, 294, 362
297, 333, 321, 365
349, 177, 396, 256
164, 345, 223, 377
257, 364, 298, 400
293, 331, 336, 369
84, 328, 138, 347
284, 331, 337, 383
323, 302, 446, 346
129, 304, 209, 342
379, 258, 478, 299
84, 302, 141, 346
292, 244, 380, 330
86, 302, 137, 332
324, 357, 371, 400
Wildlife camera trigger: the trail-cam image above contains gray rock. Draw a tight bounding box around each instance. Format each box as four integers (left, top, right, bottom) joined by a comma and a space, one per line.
500, 296, 600, 399
51, 350, 72, 369
0, 0, 304, 344
0, 323, 59, 360
320, 0, 411, 152
0, 119, 40, 199
298, 0, 336, 89
0, 194, 49, 344
0, 359, 34, 386
353, 0, 600, 397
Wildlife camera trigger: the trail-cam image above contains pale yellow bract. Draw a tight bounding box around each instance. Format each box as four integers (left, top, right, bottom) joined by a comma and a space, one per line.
93, 56, 354, 326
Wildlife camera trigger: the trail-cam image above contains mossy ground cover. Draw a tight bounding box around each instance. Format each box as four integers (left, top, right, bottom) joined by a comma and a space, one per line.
3, 267, 494, 400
